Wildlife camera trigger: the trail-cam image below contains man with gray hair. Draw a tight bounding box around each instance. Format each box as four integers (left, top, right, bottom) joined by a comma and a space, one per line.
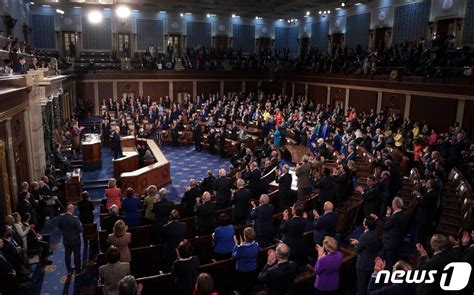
295, 155, 311, 201
245, 161, 262, 198
250, 194, 274, 247
181, 178, 202, 216
214, 168, 232, 209
118, 275, 142, 295
231, 178, 251, 225
258, 243, 298, 295
195, 191, 217, 235
380, 196, 407, 269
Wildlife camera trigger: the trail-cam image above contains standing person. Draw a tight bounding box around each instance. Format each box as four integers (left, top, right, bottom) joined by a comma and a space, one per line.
162, 210, 187, 271
212, 213, 235, 260
273, 126, 281, 150
99, 246, 131, 295
250, 194, 274, 247
295, 155, 311, 202
70, 120, 83, 160
213, 168, 233, 210
121, 188, 141, 228
143, 185, 157, 224
0, 239, 19, 295
381, 197, 407, 270
193, 123, 202, 152
275, 165, 293, 212
232, 227, 260, 295
280, 203, 308, 270
231, 179, 251, 226
172, 240, 200, 295
58, 204, 83, 275
313, 237, 343, 295
77, 191, 95, 224
111, 127, 123, 159
107, 220, 131, 263
105, 178, 122, 210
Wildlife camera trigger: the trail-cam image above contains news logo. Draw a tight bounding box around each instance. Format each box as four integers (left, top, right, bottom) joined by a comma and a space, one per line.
375, 262, 472, 291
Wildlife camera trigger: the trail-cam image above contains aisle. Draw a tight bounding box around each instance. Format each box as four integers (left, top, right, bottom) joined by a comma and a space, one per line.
32, 144, 229, 295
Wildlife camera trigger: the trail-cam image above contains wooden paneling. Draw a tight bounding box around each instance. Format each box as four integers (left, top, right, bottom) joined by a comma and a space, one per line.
330, 87, 346, 108
382, 92, 406, 117
172, 81, 193, 100
224, 81, 242, 95
76, 82, 95, 103
285, 82, 293, 97
349, 89, 377, 113
117, 82, 139, 99
463, 100, 474, 139
11, 112, 29, 188
98, 82, 113, 100
197, 81, 220, 96
246, 81, 258, 94
410, 96, 457, 131
143, 82, 169, 99
308, 85, 327, 105
294, 83, 305, 98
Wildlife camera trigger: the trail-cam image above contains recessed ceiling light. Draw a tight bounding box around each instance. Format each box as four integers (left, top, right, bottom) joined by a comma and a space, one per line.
103, 8, 111, 11
42, 4, 50, 7
74, 6, 81, 9
278, 19, 284, 21
29, 1, 34, 5
132, 9, 139, 12
327, 10, 331, 14
159, 11, 166, 13
116, 6, 131, 18
56, 9, 64, 14
341, 2, 345, 7
88, 10, 103, 24
335, 7, 341, 10
180, 13, 184, 17
306, 11, 310, 16
355, 2, 362, 5
318, 11, 322, 14
185, 12, 192, 15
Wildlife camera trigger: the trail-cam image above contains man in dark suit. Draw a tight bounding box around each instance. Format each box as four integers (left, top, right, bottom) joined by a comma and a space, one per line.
280, 203, 308, 270
310, 201, 337, 245
231, 179, 251, 226
193, 123, 202, 151
0, 239, 19, 295
245, 162, 262, 198
385, 159, 401, 198
162, 210, 187, 271
195, 192, 217, 235
381, 197, 407, 269
17, 191, 38, 226
181, 179, 201, 217
250, 194, 274, 247
12, 56, 27, 74
295, 155, 311, 202
219, 127, 226, 157
111, 128, 123, 159
367, 259, 416, 294
258, 243, 298, 295
344, 145, 357, 164
416, 234, 460, 295
152, 188, 175, 243
214, 168, 233, 210
314, 168, 335, 211
333, 165, 352, 208
350, 215, 381, 295
58, 204, 83, 275
356, 175, 380, 217
414, 179, 438, 246
275, 165, 293, 211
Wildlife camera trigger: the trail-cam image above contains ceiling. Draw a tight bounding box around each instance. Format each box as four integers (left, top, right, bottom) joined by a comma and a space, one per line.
40, 0, 350, 19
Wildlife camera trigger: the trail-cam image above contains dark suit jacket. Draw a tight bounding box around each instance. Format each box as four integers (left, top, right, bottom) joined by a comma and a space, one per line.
355, 229, 380, 271
258, 261, 298, 295
58, 213, 83, 246
362, 185, 380, 216
382, 210, 406, 250
195, 201, 217, 234
17, 199, 36, 225
245, 168, 262, 197
417, 189, 437, 226
232, 188, 251, 219
296, 163, 311, 189
181, 187, 201, 216
276, 173, 292, 203
162, 221, 187, 259
250, 204, 274, 238
280, 216, 307, 259
152, 199, 175, 225
367, 276, 417, 295
311, 211, 337, 243
334, 172, 351, 203
417, 249, 460, 295
387, 165, 401, 196
214, 176, 233, 206
314, 176, 335, 203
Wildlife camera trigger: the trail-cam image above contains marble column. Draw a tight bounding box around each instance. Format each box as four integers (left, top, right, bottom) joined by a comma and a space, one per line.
326, 86, 331, 106
404, 94, 411, 120
220, 81, 224, 98
4, 118, 18, 207
27, 86, 47, 180
376, 92, 383, 113
344, 88, 350, 114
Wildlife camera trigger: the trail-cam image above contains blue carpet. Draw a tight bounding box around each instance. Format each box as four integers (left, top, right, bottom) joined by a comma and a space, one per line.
32, 143, 230, 295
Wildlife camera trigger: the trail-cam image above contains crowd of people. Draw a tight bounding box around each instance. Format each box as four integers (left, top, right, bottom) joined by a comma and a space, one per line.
65, 89, 474, 295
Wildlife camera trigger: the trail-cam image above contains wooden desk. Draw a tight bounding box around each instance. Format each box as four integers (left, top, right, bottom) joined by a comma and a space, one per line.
82, 133, 102, 170
285, 145, 311, 164
120, 139, 171, 193
65, 169, 82, 202
121, 136, 136, 148
113, 147, 139, 180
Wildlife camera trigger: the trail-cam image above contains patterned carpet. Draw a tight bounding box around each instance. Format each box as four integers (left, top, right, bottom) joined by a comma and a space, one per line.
28, 144, 230, 295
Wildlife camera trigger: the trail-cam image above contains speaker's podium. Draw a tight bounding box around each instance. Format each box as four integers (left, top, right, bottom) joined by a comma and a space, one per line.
121, 58, 131, 70
82, 133, 102, 171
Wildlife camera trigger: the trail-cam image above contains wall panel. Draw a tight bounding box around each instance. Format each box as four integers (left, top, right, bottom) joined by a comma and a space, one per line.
345, 12, 371, 50
349, 89, 377, 113
117, 82, 139, 99
197, 81, 220, 96
76, 82, 95, 102
410, 96, 457, 131
463, 100, 474, 139
186, 22, 212, 48
463, 0, 474, 45
224, 81, 243, 94
330, 87, 346, 108
311, 21, 329, 52
381, 92, 405, 117
392, 1, 430, 45
246, 81, 258, 94
294, 83, 305, 98
143, 82, 169, 99
173, 81, 193, 100
98, 82, 113, 100
308, 85, 327, 105
136, 19, 164, 51
82, 17, 112, 50
233, 24, 255, 53
31, 14, 56, 49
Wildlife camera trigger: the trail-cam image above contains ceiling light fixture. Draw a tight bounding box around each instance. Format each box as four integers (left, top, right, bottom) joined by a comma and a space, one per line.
355, 2, 362, 5
116, 6, 130, 18
56, 9, 64, 14
327, 10, 331, 14
335, 7, 341, 10
180, 13, 184, 17
88, 10, 103, 24
306, 11, 310, 16
318, 11, 322, 14
185, 12, 192, 15
42, 4, 50, 7
159, 11, 167, 13
29, 1, 34, 4
278, 19, 284, 21
341, 2, 345, 7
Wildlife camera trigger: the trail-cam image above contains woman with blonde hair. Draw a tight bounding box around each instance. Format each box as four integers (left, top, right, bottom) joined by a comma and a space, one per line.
313, 236, 343, 294
105, 178, 122, 209
143, 185, 157, 224
107, 220, 131, 262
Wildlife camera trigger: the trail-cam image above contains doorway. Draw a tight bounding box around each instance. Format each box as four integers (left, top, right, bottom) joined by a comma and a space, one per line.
167, 34, 181, 58
436, 18, 455, 43
118, 33, 131, 59
62, 31, 77, 57
300, 37, 310, 56
374, 27, 388, 49
257, 37, 271, 52
122, 92, 134, 100
215, 36, 229, 50
331, 33, 344, 50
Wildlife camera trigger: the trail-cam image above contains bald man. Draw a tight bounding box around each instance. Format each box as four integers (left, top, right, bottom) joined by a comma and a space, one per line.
310, 201, 337, 245
58, 203, 83, 275
213, 168, 233, 210
195, 192, 217, 235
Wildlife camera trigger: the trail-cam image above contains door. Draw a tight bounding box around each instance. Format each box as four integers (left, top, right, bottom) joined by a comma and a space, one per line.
332, 33, 344, 49
300, 37, 310, 56
167, 34, 181, 57
118, 33, 131, 58
215, 36, 229, 50
63, 31, 77, 57
258, 37, 271, 52
374, 27, 388, 49
436, 19, 455, 43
